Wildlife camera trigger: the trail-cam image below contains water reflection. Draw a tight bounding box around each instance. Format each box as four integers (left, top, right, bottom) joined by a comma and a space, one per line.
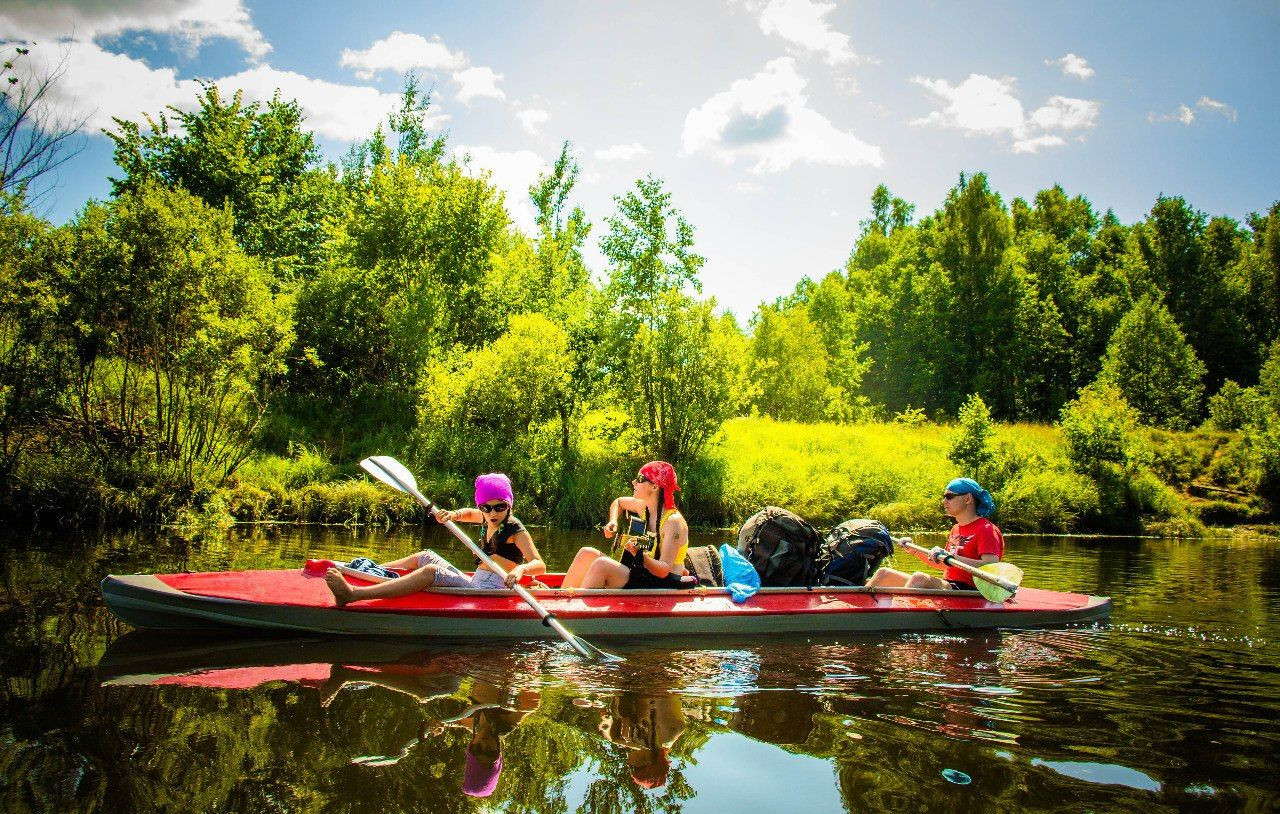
3, 526, 1280, 812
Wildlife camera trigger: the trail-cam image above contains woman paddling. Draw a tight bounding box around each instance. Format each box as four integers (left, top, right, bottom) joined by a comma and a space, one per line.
325, 473, 545, 605
560, 461, 697, 590
865, 477, 1005, 591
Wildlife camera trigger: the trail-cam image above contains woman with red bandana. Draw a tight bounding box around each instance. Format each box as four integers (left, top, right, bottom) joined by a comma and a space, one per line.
561, 461, 698, 590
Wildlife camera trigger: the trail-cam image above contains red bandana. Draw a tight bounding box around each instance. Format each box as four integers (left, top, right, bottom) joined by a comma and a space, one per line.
639, 461, 680, 509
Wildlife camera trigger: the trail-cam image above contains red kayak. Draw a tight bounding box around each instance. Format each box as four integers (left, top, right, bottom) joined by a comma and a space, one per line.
101, 560, 1110, 638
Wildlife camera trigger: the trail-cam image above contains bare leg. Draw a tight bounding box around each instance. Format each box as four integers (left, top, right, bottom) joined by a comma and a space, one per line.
325, 565, 439, 606
562, 547, 604, 589
865, 567, 909, 589
380, 552, 429, 570
579, 557, 631, 589
905, 572, 949, 590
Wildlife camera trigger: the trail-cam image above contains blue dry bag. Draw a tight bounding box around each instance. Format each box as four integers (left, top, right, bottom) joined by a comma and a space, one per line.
718, 543, 761, 603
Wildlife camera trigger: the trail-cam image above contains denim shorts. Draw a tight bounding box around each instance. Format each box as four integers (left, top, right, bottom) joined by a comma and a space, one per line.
416, 550, 507, 589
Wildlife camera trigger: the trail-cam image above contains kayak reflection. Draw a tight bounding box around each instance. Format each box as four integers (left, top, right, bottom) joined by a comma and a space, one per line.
94, 628, 1115, 813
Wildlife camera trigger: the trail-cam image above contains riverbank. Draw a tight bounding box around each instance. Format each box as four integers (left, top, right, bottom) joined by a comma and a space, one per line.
5, 417, 1272, 536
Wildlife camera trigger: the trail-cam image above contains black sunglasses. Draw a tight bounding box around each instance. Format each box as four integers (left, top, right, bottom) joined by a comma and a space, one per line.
633, 474, 652, 484
942, 492, 961, 501
478, 502, 509, 514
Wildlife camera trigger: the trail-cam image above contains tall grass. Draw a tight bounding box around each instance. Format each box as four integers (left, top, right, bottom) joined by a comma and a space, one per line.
7, 415, 1244, 534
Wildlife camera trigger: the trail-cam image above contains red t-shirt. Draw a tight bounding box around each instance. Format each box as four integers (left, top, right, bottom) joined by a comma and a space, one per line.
944, 518, 1004, 586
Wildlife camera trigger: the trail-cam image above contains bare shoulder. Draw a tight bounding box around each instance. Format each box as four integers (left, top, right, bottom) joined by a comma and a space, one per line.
662, 511, 688, 537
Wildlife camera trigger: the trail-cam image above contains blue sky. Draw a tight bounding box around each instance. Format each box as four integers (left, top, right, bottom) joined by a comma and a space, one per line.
4, 0, 1277, 318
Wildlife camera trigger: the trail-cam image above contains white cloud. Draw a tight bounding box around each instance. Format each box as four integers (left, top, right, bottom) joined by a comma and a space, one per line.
0, 0, 271, 61
451, 144, 547, 230
732, 181, 764, 194
452, 66, 506, 104
911, 74, 1025, 135
1028, 95, 1100, 130
1046, 53, 1094, 80
594, 143, 649, 161
746, 0, 865, 66
219, 65, 410, 141
14, 38, 405, 142
911, 73, 1098, 153
16, 39, 197, 134
516, 107, 549, 135
1012, 134, 1067, 154
339, 31, 466, 80
682, 57, 882, 173
1197, 95, 1237, 122
1148, 104, 1195, 125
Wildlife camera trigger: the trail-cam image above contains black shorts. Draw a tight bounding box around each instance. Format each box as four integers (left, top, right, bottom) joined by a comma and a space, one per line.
624, 565, 696, 590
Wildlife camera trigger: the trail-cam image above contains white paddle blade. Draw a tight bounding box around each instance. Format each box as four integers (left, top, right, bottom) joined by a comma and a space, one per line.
360, 456, 417, 493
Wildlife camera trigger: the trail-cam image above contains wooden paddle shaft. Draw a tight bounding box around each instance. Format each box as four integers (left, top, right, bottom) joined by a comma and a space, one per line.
900, 540, 1019, 592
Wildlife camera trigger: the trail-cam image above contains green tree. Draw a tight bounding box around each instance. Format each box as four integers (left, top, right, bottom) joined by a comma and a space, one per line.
1060, 380, 1155, 528
1070, 221, 1143, 389
627, 292, 751, 462
1243, 341, 1280, 503
64, 181, 292, 485
749, 303, 831, 422
599, 176, 746, 462
418, 313, 575, 510
1207, 380, 1256, 431
1028, 184, 1098, 259
293, 150, 510, 426
0, 194, 72, 479
1098, 295, 1207, 429
1245, 202, 1280, 346
1195, 215, 1261, 390
949, 392, 995, 479
860, 183, 915, 237
339, 74, 448, 189
600, 174, 703, 327
930, 172, 1022, 416
106, 83, 338, 282
797, 271, 872, 420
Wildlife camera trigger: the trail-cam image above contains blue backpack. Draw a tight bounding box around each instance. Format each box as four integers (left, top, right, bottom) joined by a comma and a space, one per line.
817, 519, 895, 587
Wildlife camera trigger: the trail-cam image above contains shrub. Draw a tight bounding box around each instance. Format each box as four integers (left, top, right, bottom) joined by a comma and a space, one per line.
949, 392, 995, 481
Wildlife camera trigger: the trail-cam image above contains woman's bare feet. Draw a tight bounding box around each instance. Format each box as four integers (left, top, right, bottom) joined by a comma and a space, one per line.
325, 568, 356, 606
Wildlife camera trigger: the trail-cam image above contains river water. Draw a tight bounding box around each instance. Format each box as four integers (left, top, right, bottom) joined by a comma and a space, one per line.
1, 524, 1277, 813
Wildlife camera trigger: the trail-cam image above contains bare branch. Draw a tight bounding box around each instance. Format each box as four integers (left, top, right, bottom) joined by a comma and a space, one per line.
0, 43, 93, 212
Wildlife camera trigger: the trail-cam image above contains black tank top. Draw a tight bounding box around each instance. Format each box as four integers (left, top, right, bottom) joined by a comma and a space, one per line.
476, 516, 527, 565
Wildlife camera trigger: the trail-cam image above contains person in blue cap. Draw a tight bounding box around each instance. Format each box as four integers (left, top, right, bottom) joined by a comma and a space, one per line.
865, 477, 1005, 591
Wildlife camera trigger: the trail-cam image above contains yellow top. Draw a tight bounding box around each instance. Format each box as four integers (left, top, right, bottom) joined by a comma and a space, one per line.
613, 507, 685, 567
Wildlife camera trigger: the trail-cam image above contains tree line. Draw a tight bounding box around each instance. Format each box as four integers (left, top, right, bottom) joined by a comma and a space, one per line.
1, 75, 1278, 525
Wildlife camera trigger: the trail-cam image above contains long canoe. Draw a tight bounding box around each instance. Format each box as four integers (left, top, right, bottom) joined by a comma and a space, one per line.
101, 563, 1111, 637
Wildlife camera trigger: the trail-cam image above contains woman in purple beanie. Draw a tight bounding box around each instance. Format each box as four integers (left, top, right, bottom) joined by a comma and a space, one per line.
325, 473, 546, 605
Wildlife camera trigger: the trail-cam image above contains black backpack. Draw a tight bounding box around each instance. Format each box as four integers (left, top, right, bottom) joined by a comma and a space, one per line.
817, 518, 896, 587
736, 507, 824, 587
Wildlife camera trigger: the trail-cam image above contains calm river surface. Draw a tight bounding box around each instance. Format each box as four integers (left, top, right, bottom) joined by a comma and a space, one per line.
1, 524, 1278, 813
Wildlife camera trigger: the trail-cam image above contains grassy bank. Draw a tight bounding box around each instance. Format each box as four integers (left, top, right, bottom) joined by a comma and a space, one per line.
169, 417, 1267, 536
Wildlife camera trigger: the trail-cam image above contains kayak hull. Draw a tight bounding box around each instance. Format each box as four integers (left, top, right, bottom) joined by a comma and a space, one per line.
102, 569, 1111, 637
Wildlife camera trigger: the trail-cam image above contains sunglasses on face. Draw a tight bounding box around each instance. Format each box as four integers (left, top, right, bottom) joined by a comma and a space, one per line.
633, 474, 652, 485
942, 492, 961, 501
478, 502, 509, 514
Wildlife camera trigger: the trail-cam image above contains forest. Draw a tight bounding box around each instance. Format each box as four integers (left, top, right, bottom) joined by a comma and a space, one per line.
2, 76, 1278, 535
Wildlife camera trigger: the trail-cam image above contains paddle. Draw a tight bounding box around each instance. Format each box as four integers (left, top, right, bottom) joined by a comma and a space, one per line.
897, 538, 1023, 602
359, 455, 620, 663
